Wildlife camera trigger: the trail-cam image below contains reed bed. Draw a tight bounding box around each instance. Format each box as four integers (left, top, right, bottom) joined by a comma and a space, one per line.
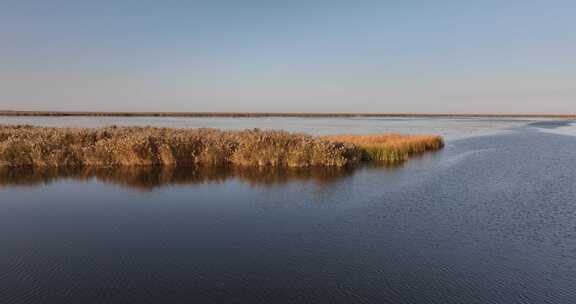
323, 134, 444, 163
0, 125, 360, 168
0, 125, 442, 168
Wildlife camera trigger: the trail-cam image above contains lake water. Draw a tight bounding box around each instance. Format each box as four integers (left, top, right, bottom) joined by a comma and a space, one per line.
0, 116, 541, 140
1, 117, 576, 303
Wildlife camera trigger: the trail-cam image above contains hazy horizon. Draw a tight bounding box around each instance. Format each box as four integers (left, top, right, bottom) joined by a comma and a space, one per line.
1, 1, 575, 114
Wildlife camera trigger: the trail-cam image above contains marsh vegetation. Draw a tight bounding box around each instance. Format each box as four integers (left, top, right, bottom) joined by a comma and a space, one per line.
0, 125, 443, 168
323, 134, 444, 163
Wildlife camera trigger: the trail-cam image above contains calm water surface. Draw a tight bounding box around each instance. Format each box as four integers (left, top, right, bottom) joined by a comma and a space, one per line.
1, 118, 576, 303
0, 116, 539, 140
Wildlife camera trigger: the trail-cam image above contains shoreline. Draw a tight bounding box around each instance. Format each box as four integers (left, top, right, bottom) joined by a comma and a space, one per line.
0, 111, 574, 119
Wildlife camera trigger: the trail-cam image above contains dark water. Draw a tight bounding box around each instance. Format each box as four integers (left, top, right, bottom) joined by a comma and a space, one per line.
1, 123, 576, 303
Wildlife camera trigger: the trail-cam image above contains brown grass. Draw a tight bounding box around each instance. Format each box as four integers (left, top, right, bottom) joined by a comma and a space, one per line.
323, 134, 444, 163
0, 125, 360, 168
0, 125, 443, 168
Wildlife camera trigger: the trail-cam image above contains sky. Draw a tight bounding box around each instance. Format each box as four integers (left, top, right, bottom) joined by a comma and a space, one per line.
1, 1, 575, 113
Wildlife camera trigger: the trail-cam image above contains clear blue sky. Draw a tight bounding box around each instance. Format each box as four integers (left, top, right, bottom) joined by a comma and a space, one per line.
1, 1, 574, 113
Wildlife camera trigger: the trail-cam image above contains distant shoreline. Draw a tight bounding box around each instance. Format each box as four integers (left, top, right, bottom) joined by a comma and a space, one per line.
0, 111, 574, 119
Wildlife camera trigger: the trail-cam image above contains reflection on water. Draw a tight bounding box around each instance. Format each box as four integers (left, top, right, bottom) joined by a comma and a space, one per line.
0, 165, 400, 191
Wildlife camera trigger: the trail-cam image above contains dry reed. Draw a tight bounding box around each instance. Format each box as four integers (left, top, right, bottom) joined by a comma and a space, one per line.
0, 125, 360, 168
0, 125, 443, 168
323, 133, 444, 163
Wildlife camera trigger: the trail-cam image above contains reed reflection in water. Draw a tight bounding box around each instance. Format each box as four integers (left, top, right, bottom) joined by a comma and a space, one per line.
0, 165, 403, 191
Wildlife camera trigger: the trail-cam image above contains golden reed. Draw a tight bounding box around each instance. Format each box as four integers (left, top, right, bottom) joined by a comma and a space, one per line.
0, 126, 443, 168
322, 134, 444, 163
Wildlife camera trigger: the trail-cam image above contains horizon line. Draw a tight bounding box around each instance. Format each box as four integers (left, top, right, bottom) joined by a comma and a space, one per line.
0, 110, 575, 119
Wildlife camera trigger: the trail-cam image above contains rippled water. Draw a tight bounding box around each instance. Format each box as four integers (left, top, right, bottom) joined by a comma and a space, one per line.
1, 118, 576, 303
